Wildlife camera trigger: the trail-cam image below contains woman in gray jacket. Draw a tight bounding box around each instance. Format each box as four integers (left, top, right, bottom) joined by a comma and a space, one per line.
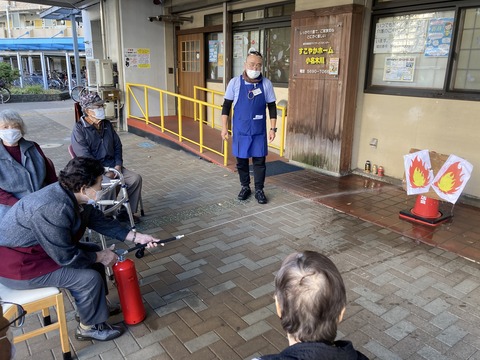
0, 109, 57, 218
0, 157, 159, 342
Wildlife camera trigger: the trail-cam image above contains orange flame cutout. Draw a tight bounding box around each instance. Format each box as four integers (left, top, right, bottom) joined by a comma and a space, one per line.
409, 156, 430, 188
434, 162, 464, 194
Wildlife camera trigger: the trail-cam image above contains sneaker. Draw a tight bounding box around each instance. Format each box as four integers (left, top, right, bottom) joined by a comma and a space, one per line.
75, 304, 122, 322
238, 186, 252, 200
75, 322, 124, 341
255, 190, 267, 204
116, 211, 141, 224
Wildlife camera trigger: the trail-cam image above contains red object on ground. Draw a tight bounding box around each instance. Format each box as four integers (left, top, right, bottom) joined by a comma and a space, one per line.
399, 194, 452, 227
411, 195, 441, 218
113, 258, 146, 325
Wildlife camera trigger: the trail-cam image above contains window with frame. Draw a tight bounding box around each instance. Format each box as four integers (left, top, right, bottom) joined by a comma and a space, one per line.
366, 1, 480, 101
230, 2, 293, 86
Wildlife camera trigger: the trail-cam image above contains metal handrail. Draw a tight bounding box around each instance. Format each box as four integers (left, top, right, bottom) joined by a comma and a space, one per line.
126, 83, 286, 166
126, 83, 228, 166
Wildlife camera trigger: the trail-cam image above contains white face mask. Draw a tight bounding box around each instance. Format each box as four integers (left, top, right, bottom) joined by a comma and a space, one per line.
246, 69, 261, 79
91, 108, 106, 120
0, 128, 22, 145
84, 187, 102, 205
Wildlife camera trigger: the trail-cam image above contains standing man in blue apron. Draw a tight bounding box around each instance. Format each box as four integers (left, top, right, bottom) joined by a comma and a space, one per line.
221, 50, 277, 204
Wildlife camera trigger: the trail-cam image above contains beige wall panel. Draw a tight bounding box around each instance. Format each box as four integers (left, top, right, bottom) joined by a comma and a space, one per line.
356, 94, 480, 198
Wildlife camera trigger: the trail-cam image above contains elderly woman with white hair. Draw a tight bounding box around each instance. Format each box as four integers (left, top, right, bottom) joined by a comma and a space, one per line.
0, 109, 57, 218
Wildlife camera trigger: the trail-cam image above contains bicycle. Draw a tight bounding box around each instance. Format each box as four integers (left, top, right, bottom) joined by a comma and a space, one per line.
70, 85, 89, 102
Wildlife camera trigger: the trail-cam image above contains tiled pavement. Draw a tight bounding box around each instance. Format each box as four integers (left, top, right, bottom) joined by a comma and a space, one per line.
6, 100, 480, 360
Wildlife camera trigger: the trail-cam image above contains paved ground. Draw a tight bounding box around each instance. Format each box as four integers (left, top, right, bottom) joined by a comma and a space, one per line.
6, 100, 480, 360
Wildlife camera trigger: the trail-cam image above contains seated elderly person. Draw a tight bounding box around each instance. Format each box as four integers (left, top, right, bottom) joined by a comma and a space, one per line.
254, 251, 369, 360
71, 92, 142, 223
0, 109, 57, 219
0, 157, 159, 342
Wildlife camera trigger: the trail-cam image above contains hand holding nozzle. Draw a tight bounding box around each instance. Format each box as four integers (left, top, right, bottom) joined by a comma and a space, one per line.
116, 235, 185, 259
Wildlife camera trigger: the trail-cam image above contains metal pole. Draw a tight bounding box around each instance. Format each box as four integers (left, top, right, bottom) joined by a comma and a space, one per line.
40, 52, 48, 90
65, 51, 73, 93
16, 52, 23, 88
70, 14, 82, 86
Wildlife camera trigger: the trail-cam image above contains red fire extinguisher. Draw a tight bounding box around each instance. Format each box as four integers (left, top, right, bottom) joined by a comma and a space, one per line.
113, 254, 146, 325
112, 235, 184, 325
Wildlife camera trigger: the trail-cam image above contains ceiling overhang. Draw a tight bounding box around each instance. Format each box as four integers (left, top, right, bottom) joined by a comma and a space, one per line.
15, 0, 99, 10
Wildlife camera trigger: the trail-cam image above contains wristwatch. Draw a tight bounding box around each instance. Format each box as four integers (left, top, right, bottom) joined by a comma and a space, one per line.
270, 128, 278, 132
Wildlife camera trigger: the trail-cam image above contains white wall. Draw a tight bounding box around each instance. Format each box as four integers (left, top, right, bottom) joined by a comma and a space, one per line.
113, 0, 170, 118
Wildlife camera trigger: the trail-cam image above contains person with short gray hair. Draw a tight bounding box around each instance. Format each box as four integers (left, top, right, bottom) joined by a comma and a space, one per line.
253, 251, 369, 360
0, 109, 57, 219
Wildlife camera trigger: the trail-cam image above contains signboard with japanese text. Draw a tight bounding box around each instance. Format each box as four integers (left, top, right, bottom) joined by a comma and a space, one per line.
424, 18, 454, 57
383, 56, 416, 82
292, 24, 342, 79
374, 17, 429, 54
124, 48, 151, 69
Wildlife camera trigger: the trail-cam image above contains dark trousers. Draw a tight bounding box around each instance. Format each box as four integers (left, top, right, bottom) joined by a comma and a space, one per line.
236, 156, 266, 191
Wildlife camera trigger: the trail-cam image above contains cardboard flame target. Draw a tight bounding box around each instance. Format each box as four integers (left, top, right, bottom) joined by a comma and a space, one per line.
431, 155, 473, 204
404, 150, 433, 195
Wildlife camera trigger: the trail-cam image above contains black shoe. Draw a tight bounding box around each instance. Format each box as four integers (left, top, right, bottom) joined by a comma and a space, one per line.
237, 186, 252, 200
75, 322, 124, 341
75, 304, 122, 322
116, 211, 141, 224
255, 190, 267, 204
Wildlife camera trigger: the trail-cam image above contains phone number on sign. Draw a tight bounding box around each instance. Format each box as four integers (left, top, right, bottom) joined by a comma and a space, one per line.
299, 69, 330, 74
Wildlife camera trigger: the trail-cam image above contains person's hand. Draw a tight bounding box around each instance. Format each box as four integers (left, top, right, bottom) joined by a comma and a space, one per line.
221, 128, 229, 140
114, 165, 122, 174
128, 231, 163, 249
96, 246, 118, 267
104, 171, 116, 179
268, 129, 276, 143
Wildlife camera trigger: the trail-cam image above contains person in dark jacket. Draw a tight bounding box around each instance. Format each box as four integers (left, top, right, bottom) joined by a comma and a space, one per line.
253, 251, 369, 360
0, 109, 57, 219
0, 157, 159, 342
71, 92, 142, 223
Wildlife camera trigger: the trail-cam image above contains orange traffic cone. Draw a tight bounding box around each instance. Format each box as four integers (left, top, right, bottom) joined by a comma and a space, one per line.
411, 195, 441, 218
399, 195, 451, 226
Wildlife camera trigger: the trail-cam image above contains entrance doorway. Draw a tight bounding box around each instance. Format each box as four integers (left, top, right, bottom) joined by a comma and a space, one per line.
177, 33, 205, 118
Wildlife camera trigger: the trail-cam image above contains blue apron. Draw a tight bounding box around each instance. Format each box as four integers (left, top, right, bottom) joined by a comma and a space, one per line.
232, 76, 268, 158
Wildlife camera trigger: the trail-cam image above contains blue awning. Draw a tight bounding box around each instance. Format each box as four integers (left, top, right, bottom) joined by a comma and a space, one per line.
0, 37, 85, 51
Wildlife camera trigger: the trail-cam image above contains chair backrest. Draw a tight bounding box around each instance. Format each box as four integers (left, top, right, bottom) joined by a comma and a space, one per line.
68, 144, 76, 159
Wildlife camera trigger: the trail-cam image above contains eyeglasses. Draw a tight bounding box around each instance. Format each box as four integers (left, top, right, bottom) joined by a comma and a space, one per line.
0, 301, 27, 332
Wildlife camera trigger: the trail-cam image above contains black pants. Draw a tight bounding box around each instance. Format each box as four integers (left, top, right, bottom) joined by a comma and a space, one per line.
236, 156, 266, 191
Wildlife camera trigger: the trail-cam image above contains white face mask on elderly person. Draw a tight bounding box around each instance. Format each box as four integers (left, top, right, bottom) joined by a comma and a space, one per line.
0, 128, 22, 146
246, 69, 261, 79
91, 107, 106, 120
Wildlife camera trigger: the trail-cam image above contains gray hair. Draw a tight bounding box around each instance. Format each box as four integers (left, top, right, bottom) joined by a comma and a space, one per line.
0, 110, 26, 135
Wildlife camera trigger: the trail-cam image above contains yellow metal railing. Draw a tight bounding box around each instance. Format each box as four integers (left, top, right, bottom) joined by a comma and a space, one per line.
193, 86, 287, 157
126, 83, 287, 165
126, 83, 228, 165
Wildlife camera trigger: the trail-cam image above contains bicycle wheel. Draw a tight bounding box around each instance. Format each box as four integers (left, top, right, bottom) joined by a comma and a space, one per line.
70, 85, 87, 102
0, 87, 11, 103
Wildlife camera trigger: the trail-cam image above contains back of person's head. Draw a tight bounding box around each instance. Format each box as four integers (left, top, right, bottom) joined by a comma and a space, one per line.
0, 109, 26, 135
59, 157, 105, 193
275, 251, 346, 343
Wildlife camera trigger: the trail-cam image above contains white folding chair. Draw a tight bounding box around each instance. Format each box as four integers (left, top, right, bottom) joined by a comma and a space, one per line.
0, 283, 71, 360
